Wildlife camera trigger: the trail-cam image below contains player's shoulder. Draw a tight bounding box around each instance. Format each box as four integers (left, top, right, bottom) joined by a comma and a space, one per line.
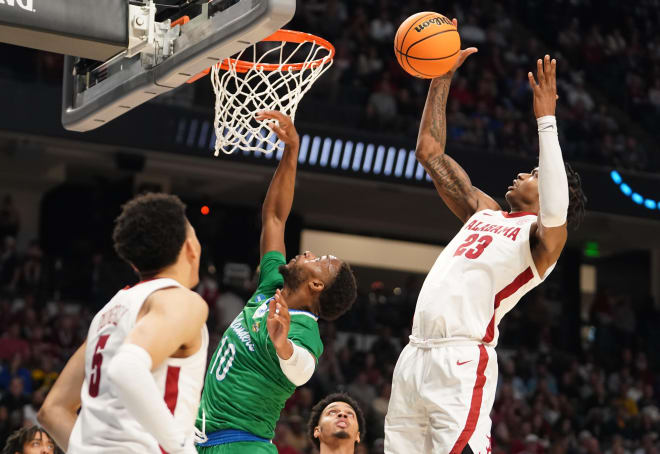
148, 286, 208, 317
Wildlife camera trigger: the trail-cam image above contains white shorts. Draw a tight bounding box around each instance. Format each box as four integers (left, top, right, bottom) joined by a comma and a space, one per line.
384, 338, 498, 454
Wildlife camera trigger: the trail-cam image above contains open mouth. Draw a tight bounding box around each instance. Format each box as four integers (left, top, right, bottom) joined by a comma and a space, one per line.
336, 421, 348, 429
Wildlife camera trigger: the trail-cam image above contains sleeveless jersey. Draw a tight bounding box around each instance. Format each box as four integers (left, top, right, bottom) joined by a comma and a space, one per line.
68, 278, 209, 454
412, 210, 555, 346
196, 251, 323, 440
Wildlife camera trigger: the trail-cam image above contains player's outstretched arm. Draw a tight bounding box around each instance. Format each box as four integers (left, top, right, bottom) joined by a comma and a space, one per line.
107, 288, 208, 454
37, 342, 86, 451
416, 20, 500, 223
528, 55, 569, 277
257, 111, 301, 259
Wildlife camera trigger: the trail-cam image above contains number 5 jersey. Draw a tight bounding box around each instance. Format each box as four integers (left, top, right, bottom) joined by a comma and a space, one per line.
68, 278, 208, 454
412, 210, 555, 346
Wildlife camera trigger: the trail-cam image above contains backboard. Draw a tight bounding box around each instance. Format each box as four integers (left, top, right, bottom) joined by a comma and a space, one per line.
61, 0, 295, 132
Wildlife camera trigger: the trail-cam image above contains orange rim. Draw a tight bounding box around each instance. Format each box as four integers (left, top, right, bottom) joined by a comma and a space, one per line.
186, 29, 334, 82
221, 29, 335, 72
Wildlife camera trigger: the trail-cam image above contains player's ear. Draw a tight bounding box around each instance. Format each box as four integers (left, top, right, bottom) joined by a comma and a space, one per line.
356, 431, 361, 443
308, 279, 325, 294
183, 238, 197, 263
314, 425, 321, 439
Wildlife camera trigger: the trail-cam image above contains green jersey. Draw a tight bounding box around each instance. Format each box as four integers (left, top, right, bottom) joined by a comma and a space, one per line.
196, 251, 323, 440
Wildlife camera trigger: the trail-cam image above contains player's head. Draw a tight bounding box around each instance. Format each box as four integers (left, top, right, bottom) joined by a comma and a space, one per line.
308, 393, 364, 451
279, 252, 357, 320
112, 193, 201, 287
504, 163, 587, 228
2, 425, 59, 454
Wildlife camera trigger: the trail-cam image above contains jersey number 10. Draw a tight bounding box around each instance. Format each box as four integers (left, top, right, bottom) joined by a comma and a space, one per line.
209, 336, 236, 382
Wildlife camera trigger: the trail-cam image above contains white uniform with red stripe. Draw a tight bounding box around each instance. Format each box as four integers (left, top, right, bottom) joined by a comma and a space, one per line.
68, 278, 208, 454
385, 210, 554, 454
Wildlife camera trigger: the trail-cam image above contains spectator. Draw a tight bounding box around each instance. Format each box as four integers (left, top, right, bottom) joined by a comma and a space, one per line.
0, 196, 20, 241
0, 378, 29, 421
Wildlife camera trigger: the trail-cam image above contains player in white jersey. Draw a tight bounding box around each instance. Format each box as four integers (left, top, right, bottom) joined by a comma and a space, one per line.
38, 193, 209, 454
384, 28, 588, 454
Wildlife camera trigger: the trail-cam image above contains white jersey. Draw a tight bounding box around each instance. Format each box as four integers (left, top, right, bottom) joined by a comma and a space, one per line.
68, 278, 209, 454
412, 210, 554, 346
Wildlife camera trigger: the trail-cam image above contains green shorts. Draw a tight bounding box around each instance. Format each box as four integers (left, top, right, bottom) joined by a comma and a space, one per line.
196, 442, 278, 454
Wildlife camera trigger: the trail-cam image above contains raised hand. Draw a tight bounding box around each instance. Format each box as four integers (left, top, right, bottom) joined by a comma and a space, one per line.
267, 289, 292, 359
255, 110, 300, 151
446, 18, 478, 76
527, 54, 558, 118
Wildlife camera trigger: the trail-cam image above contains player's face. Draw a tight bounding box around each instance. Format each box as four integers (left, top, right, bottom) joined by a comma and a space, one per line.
505, 167, 539, 207
314, 401, 360, 446
23, 431, 55, 454
291, 252, 341, 284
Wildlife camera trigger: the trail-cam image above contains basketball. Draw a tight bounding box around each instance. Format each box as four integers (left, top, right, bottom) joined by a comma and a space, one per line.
394, 12, 461, 78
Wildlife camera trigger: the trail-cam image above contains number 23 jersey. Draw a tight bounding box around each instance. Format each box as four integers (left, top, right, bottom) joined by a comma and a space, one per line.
412, 210, 555, 346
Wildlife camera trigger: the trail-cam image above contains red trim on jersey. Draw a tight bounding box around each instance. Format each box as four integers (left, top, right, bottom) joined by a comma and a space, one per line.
482, 267, 534, 343
449, 344, 489, 454
501, 211, 537, 218
164, 366, 180, 414
159, 366, 181, 454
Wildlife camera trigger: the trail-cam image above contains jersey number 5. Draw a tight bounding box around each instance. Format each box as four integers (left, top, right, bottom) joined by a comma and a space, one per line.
209, 336, 236, 382
89, 334, 110, 397
454, 234, 493, 259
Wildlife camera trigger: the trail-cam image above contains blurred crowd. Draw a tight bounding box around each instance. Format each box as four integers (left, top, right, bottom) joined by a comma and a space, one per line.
517, 0, 660, 151
288, 0, 655, 171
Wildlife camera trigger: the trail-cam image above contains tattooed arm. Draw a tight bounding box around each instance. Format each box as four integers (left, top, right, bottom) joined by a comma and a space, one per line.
415, 47, 500, 223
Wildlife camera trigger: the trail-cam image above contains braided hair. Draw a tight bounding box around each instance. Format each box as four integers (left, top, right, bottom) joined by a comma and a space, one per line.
565, 162, 587, 229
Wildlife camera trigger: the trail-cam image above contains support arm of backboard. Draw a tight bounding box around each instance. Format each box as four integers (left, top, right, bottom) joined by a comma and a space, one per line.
61, 0, 295, 132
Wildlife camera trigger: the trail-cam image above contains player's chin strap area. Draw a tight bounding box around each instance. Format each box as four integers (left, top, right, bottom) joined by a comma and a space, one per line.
193, 410, 208, 445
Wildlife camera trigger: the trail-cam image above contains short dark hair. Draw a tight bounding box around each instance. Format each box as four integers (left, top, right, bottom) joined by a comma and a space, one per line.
2, 426, 61, 454
307, 392, 365, 450
112, 193, 188, 276
318, 262, 357, 321
565, 162, 587, 229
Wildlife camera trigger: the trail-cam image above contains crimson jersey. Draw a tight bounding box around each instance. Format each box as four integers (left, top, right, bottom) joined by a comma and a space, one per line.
68, 278, 208, 454
412, 209, 555, 346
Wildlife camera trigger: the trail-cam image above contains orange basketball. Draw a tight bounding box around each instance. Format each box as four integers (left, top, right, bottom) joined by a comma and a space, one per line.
394, 12, 461, 79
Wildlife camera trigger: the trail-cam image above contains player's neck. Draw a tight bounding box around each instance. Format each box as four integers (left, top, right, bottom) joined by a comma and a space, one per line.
150, 266, 190, 288
281, 287, 317, 315
320, 440, 356, 454
508, 202, 538, 215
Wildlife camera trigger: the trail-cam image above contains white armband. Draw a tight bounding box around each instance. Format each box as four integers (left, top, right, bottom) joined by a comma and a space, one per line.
108, 344, 195, 454
277, 340, 316, 386
537, 115, 569, 227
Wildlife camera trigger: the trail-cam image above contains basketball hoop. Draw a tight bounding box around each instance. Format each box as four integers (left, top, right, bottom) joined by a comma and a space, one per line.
208, 29, 334, 156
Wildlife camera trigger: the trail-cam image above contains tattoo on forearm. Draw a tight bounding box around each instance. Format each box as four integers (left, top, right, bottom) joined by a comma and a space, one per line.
426, 154, 470, 200
428, 74, 452, 146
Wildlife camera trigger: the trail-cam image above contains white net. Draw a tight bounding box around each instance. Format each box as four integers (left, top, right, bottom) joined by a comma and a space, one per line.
211, 34, 334, 156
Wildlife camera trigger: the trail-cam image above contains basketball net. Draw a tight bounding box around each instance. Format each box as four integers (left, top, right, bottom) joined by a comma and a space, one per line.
211, 30, 334, 156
